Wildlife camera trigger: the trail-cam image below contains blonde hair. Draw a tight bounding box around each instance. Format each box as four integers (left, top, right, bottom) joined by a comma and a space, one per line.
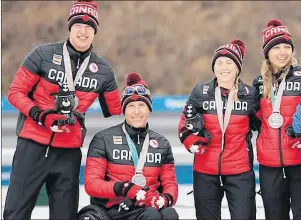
261, 56, 298, 99
233, 76, 239, 101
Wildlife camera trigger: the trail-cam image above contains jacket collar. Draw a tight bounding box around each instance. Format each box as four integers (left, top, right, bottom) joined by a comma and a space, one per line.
124, 120, 149, 139
207, 77, 249, 98
66, 39, 93, 61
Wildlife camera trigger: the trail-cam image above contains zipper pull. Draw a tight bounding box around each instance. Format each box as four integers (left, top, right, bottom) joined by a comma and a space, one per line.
219, 175, 223, 186
45, 146, 50, 158
137, 134, 140, 144
77, 58, 80, 69
282, 167, 286, 179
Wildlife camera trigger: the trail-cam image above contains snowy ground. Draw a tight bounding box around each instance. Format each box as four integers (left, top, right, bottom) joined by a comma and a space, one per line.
3, 185, 293, 219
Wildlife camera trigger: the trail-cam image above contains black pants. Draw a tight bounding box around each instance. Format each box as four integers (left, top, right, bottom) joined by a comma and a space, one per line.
107, 206, 179, 220
193, 170, 256, 220
259, 164, 301, 220
3, 137, 82, 220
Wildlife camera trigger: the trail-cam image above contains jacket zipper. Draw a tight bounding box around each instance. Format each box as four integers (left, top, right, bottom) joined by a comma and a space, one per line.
218, 133, 225, 186
77, 58, 80, 69
218, 94, 227, 186
278, 128, 286, 178
45, 132, 55, 158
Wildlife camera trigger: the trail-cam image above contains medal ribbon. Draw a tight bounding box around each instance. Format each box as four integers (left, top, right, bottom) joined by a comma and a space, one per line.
122, 124, 150, 174
215, 87, 235, 149
63, 42, 91, 91
270, 78, 286, 113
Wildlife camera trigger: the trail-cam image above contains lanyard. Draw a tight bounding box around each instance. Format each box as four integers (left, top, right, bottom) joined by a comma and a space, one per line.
122, 124, 150, 173
62, 42, 91, 91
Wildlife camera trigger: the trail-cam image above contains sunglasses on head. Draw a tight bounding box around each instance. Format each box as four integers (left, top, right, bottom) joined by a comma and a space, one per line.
122, 84, 150, 97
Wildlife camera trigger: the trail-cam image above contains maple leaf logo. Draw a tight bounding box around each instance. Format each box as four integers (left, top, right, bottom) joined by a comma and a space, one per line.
82, 14, 89, 22
156, 196, 165, 208
219, 48, 228, 55
283, 34, 290, 41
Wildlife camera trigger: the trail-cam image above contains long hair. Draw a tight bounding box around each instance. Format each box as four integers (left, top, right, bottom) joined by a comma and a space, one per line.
261, 56, 298, 99
233, 75, 239, 101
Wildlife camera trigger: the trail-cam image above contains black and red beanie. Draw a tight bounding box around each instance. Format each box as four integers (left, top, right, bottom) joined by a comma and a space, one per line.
68, 0, 99, 34
211, 39, 246, 74
121, 73, 152, 114
262, 19, 294, 59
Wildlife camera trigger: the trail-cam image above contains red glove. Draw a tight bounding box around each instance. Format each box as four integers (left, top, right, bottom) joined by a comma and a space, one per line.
31, 108, 67, 132
137, 191, 169, 210
114, 181, 144, 200
183, 134, 209, 154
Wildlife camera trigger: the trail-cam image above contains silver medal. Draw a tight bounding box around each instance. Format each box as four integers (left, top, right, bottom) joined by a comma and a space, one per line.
131, 173, 146, 187
268, 112, 284, 129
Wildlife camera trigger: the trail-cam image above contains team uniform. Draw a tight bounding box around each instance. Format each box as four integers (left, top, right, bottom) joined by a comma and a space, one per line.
83, 73, 179, 220
4, 39, 121, 219
253, 66, 301, 220
178, 40, 259, 220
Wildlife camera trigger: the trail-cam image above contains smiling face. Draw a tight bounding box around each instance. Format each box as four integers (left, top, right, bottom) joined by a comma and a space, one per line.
268, 43, 293, 70
125, 101, 150, 128
69, 23, 95, 52
213, 56, 239, 88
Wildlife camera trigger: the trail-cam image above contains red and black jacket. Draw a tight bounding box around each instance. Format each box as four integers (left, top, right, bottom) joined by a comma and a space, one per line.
84, 122, 178, 209
8, 40, 121, 148
178, 78, 260, 175
253, 65, 301, 167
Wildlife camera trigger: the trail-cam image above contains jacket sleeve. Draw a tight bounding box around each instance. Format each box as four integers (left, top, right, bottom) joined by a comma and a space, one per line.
98, 70, 122, 117
293, 104, 301, 133
250, 77, 262, 131
160, 141, 178, 206
8, 46, 42, 117
178, 85, 205, 151
84, 132, 119, 199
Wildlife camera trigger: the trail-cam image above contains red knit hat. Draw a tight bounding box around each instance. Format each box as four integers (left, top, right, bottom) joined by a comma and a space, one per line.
262, 19, 294, 59
121, 73, 152, 114
211, 40, 246, 74
68, 0, 99, 34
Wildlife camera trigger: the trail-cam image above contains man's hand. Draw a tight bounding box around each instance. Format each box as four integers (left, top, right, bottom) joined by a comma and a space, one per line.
114, 181, 144, 200
118, 197, 135, 213
136, 191, 170, 210
31, 108, 67, 132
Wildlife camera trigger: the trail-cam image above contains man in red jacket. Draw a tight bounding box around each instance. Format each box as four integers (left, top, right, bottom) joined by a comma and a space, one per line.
3, 1, 121, 220
84, 73, 179, 220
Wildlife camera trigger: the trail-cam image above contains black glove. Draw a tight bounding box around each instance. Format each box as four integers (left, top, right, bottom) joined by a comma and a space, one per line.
118, 197, 135, 213
114, 181, 143, 200
29, 106, 66, 132
184, 104, 204, 133
286, 126, 301, 138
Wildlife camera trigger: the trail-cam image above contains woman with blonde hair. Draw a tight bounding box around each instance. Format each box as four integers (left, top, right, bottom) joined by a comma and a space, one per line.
253, 19, 301, 220
178, 39, 259, 220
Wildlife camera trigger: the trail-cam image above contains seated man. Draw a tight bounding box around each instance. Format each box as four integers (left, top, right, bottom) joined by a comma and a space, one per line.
84, 73, 179, 220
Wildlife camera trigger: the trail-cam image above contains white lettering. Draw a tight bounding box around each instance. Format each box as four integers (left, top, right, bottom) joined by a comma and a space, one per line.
284, 82, 300, 91
202, 100, 248, 111
48, 69, 56, 80
265, 27, 289, 38
112, 149, 162, 164
47, 68, 98, 89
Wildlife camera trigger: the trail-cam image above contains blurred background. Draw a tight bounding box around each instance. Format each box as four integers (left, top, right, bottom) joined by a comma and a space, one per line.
2, 1, 300, 219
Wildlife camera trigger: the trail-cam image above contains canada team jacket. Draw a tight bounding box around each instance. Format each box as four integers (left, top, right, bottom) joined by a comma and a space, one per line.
178, 78, 259, 175
253, 65, 301, 167
8, 40, 121, 148
84, 123, 178, 208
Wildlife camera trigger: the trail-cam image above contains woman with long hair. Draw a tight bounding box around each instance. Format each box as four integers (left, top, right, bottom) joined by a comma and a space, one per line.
178, 39, 259, 220
253, 19, 301, 220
